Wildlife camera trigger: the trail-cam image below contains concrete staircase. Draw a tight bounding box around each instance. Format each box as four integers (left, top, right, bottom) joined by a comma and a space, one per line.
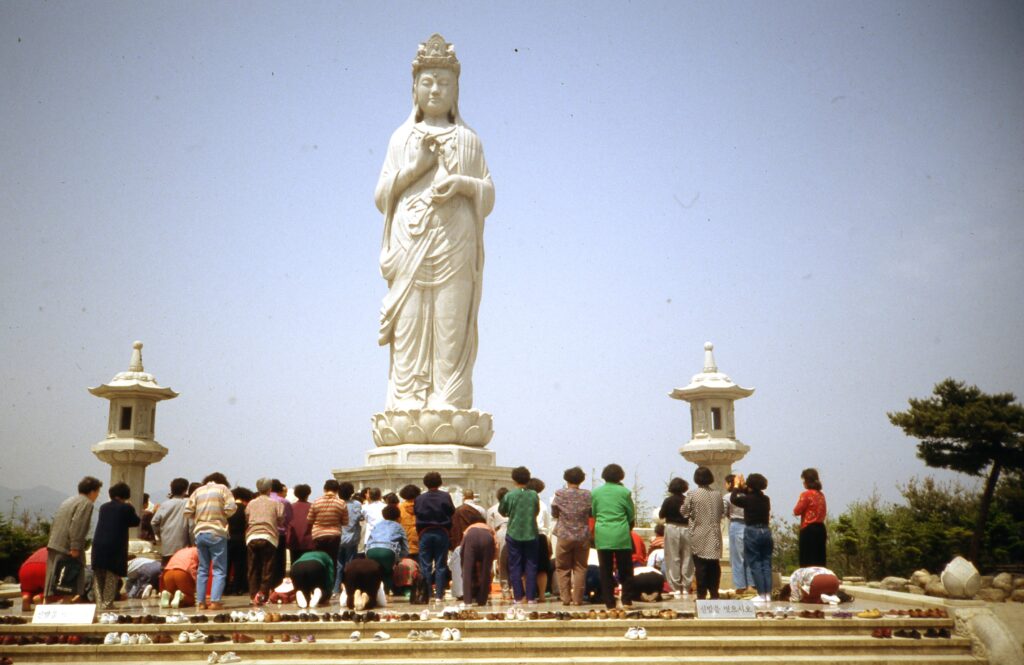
0, 613, 981, 664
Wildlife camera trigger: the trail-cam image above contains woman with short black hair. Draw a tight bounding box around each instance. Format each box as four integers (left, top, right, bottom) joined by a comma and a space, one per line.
91, 482, 141, 609
591, 463, 635, 609
730, 473, 773, 601
659, 477, 693, 596
682, 466, 724, 599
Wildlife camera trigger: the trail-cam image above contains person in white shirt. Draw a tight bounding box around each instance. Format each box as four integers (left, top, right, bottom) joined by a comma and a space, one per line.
361, 488, 385, 547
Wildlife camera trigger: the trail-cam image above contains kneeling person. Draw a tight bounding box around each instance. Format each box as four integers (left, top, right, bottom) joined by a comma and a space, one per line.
290, 550, 335, 609
342, 558, 387, 610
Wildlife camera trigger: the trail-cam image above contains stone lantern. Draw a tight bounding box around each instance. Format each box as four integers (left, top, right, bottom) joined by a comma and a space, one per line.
669, 342, 754, 487
90, 342, 177, 532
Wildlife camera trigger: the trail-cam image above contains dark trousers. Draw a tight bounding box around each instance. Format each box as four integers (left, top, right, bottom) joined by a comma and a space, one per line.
693, 555, 721, 599
343, 558, 383, 610
597, 549, 634, 609
799, 522, 827, 567
366, 548, 396, 593
506, 536, 539, 602
290, 559, 326, 599
462, 529, 495, 606
314, 535, 341, 565
334, 540, 358, 595
418, 529, 450, 600
247, 539, 277, 599
272, 537, 287, 587
226, 541, 247, 595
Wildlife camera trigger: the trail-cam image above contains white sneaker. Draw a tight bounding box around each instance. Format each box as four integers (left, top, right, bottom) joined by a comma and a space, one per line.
515, 607, 527, 621
441, 627, 453, 641
103, 632, 119, 645
505, 607, 516, 620
189, 630, 207, 643
160, 590, 172, 608
141, 584, 154, 599
820, 593, 840, 605
170, 590, 183, 609
625, 626, 640, 640
218, 652, 241, 664
296, 591, 308, 609
207, 652, 220, 665
419, 629, 438, 641
127, 633, 139, 645
450, 627, 462, 641
373, 631, 390, 641
407, 630, 421, 641
349, 630, 360, 642
310, 588, 322, 608
419, 608, 430, 621
119, 632, 130, 646
137, 634, 153, 644
636, 626, 647, 640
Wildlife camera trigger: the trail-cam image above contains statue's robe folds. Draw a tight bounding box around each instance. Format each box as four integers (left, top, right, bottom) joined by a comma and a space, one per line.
375, 122, 494, 411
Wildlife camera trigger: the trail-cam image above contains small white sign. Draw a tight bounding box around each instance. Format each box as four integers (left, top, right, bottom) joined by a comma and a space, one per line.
32, 603, 97, 625
695, 599, 757, 619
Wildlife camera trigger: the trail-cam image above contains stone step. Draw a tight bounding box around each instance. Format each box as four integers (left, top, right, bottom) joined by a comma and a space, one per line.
0, 655, 986, 665
1, 633, 976, 662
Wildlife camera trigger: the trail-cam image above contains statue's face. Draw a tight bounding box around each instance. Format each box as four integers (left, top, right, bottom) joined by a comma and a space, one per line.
415, 67, 456, 119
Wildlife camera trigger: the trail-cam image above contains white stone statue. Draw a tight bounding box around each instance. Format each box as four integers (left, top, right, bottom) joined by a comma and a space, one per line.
370, 34, 495, 448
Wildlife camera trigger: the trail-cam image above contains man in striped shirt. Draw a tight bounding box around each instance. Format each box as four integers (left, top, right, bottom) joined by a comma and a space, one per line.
306, 479, 348, 572
246, 478, 285, 605
183, 472, 237, 610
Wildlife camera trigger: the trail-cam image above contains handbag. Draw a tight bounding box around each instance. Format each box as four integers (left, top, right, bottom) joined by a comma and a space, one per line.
52, 556, 82, 595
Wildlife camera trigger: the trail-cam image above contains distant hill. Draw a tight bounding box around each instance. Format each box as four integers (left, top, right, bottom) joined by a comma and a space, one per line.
0, 485, 66, 522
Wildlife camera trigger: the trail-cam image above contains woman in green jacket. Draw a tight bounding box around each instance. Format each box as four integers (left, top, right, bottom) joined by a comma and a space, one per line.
591, 464, 635, 609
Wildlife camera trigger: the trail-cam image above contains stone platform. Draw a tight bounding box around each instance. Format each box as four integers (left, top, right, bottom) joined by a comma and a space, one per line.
0, 593, 983, 665
332, 455, 514, 507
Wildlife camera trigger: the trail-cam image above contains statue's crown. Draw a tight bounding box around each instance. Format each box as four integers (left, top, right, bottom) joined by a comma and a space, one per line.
413, 33, 460, 77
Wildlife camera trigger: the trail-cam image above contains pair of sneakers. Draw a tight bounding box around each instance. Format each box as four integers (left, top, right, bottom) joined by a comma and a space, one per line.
207, 652, 241, 664
159, 590, 184, 609
504, 607, 527, 621
296, 588, 323, 609
624, 626, 648, 640
349, 630, 390, 641
177, 630, 206, 643
441, 627, 462, 641
103, 632, 153, 646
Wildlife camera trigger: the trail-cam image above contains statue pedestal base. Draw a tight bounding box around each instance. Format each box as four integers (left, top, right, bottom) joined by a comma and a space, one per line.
366, 443, 495, 467
333, 445, 512, 507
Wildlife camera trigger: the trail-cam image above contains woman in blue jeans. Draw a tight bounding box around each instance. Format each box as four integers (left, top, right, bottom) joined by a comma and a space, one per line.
728, 473, 773, 602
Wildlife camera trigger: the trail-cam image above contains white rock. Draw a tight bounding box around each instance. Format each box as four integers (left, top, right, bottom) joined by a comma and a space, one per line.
909, 569, 931, 587
925, 580, 949, 598
880, 576, 910, 592
991, 572, 1014, 593
942, 556, 981, 599
977, 588, 1007, 603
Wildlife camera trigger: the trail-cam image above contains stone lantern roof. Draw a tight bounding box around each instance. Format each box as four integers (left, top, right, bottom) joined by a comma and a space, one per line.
669, 342, 754, 403
89, 341, 178, 401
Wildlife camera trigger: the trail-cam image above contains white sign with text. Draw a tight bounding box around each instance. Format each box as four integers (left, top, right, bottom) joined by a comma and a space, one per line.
32, 603, 97, 625
695, 599, 757, 619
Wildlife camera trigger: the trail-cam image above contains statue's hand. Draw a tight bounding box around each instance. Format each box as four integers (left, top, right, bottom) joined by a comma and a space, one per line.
409, 134, 439, 176
431, 175, 471, 204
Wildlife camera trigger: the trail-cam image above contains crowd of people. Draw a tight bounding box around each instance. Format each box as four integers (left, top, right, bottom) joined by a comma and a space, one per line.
21, 463, 840, 614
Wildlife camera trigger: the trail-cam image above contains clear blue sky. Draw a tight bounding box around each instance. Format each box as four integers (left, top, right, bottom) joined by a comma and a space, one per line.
2, 2, 1022, 519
